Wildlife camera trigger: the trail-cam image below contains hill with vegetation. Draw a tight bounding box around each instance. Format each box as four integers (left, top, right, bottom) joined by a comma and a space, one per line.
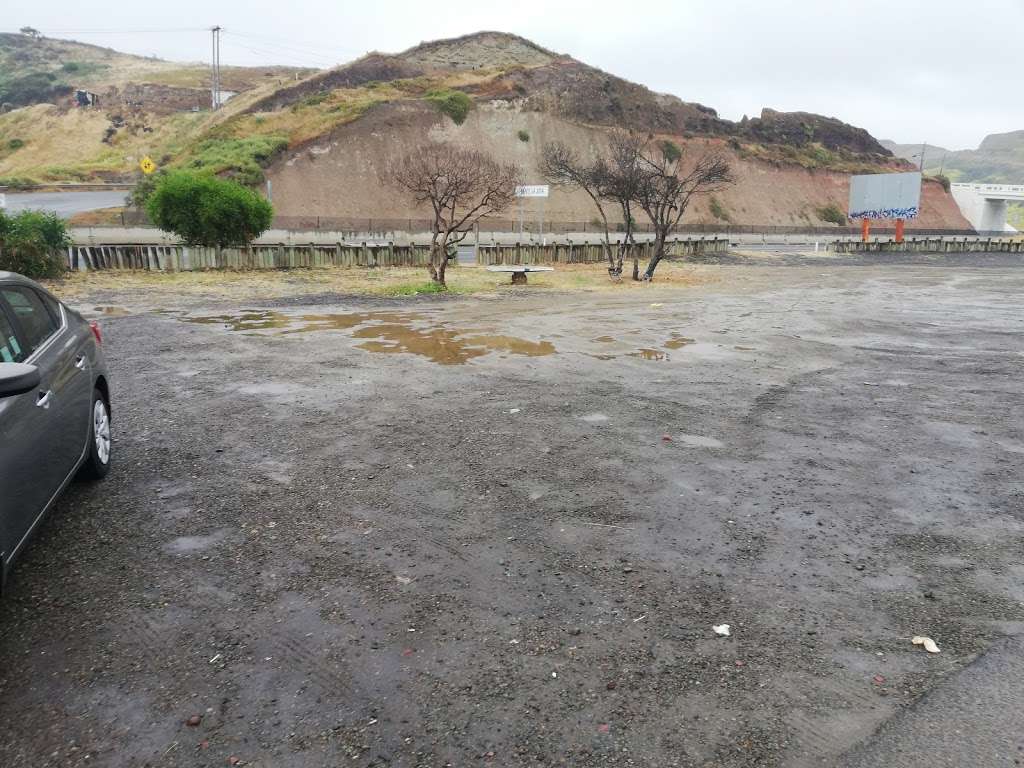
0, 30, 969, 228
882, 132, 1024, 228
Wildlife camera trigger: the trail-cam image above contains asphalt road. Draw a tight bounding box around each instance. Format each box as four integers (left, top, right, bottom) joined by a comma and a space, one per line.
2, 190, 127, 218
1, 260, 1023, 767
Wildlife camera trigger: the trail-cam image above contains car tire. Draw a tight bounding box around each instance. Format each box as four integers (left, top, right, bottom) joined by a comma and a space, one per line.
78, 388, 111, 481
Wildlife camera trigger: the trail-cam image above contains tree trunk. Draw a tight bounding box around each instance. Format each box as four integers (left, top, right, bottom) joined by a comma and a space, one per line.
642, 231, 666, 281
436, 255, 447, 286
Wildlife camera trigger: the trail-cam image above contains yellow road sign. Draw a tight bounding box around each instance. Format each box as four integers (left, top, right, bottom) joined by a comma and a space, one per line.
139, 156, 156, 174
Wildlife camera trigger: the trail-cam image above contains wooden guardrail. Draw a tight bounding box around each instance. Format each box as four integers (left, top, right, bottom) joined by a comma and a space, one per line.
476, 237, 729, 265
831, 237, 1023, 254
66, 242, 435, 271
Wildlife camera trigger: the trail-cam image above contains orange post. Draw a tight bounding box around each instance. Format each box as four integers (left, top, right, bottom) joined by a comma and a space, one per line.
861, 218, 870, 243
895, 218, 905, 244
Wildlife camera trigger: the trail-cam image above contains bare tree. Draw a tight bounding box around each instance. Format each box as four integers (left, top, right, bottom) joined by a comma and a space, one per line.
603, 131, 646, 280
540, 131, 646, 280
388, 142, 520, 286
540, 142, 616, 276
634, 139, 734, 280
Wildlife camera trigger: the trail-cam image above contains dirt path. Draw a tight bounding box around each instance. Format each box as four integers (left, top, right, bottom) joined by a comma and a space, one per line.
2, 263, 1022, 767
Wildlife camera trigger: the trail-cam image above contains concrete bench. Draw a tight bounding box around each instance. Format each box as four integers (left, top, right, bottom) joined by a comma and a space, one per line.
485, 265, 555, 284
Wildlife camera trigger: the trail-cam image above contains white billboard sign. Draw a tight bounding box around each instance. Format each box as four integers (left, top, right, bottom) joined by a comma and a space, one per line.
848, 171, 922, 220
515, 184, 549, 198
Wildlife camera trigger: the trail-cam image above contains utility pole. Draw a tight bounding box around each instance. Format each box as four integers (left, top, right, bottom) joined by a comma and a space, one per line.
918, 142, 927, 172
210, 26, 222, 110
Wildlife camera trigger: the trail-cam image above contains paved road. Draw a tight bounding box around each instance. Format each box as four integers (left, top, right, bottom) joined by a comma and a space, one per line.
2, 191, 127, 218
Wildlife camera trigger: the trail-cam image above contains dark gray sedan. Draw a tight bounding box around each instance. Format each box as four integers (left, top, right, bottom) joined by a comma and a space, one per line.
0, 271, 111, 592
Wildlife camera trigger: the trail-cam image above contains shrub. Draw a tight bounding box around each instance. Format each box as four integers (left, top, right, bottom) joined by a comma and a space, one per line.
144, 171, 274, 248
934, 174, 951, 193
61, 61, 81, 73
709, 196, 732, 223
0, 209, 69, 278
517, 129, 530, 143
126, 171, 163, 209
660, 140, 682, 163
0, 176, 36, 190
7, 138, 25, 151
425, 90, 472, 125
816, 203, 847, 226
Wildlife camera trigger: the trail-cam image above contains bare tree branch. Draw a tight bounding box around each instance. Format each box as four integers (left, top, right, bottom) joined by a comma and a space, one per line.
387, 142, 521, 285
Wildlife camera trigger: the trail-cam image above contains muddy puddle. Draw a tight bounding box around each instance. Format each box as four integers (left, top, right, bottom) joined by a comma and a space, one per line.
664, 334, 696, 349
92, 306, 132, 317
178, 309, 555, 365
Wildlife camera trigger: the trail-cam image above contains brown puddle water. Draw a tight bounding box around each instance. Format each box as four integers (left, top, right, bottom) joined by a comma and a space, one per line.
179, 310, 554, 365
628, 348, 670, 361
664, 334, 696, 349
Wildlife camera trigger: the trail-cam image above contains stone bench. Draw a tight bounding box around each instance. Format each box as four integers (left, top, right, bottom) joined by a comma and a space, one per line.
485, 265, 555, 284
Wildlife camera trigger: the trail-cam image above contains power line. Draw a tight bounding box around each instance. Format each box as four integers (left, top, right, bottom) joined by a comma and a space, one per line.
223, 30, 366, 60
224, 40, 338, 69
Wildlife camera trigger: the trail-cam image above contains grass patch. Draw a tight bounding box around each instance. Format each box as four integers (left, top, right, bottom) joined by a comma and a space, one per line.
45, 263, 707, 307
182, 135, 288, 185
384, 281, 448, 296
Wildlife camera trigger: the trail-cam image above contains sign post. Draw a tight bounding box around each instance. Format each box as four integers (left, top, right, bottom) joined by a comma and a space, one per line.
515, 185, 549, 242
849, 171, 921, 245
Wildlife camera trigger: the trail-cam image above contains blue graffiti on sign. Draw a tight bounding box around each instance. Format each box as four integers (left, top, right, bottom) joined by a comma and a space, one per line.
849, 206, 919, 220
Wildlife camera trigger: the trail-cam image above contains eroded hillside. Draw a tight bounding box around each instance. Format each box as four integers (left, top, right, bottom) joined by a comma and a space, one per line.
0, 30, 970, 228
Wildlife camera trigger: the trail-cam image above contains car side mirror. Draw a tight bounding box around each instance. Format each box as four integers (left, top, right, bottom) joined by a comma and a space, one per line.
0, 363, 41, 398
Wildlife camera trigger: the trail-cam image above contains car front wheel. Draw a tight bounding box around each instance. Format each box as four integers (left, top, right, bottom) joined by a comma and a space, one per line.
78, 388, 111, 481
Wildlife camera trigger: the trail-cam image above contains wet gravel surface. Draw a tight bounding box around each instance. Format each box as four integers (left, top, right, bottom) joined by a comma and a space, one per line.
2, 262, 1023, 767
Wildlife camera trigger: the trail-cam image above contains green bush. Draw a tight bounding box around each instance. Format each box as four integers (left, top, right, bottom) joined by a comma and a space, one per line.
0, 209, 69, 279
517, 129, 530, 143
660, 140, 682, 163
7, 138, 25, 151
144, 171, 274, 248
61, 61, 81, 73
0, 176, 36, 190
185, 136, 288, 185
126, 171, 163, 209
709, 196, 732, 223
425, 90, 472, 125
816, 203, 847, 226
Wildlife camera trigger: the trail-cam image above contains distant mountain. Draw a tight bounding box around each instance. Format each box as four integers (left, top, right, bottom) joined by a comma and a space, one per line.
882, 131, 1024, 184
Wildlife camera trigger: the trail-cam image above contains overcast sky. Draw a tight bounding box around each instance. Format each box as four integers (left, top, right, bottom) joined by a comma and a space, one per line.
10, 0, 1022, 149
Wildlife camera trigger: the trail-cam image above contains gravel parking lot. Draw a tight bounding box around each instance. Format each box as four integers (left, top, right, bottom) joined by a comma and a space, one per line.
2, 258, 1023, 767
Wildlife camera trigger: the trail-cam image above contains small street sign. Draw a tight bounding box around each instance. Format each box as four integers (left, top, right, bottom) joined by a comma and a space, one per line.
515, 184, 549, 198
140, 156, 157, 175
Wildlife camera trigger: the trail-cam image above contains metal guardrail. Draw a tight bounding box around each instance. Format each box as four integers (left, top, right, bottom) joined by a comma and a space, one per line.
112, 210, 1011, 238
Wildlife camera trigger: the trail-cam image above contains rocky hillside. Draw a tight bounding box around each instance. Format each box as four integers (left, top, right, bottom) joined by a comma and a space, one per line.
0, 31, 970, 228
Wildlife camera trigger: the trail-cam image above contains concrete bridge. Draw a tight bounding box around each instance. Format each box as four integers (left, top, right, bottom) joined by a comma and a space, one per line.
951, 183, 1024, 232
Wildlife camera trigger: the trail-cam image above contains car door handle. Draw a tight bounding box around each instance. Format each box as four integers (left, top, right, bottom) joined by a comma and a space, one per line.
36, 390, 53, 409
75, 355, 87, 370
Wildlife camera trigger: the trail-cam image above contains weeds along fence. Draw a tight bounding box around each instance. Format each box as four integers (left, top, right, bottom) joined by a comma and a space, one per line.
477, 238, 729, 265
66, 237, 730, 272
831, 237, 1024, 254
